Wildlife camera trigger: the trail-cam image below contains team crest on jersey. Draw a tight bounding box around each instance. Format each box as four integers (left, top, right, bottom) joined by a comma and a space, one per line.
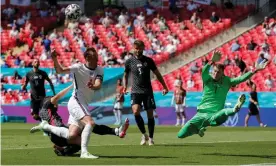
39, 75, 42, 79
143, 62, 147, 66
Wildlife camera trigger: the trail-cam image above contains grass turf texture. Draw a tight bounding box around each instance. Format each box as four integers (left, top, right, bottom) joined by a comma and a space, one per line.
1, 123, 276, 165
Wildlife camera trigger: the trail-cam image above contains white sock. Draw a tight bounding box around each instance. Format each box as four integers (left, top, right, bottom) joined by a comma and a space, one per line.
118, 109, 122, 123
176, 118, 180, 124
113, 110, 118, 122
81, 124, 92, 154
43, 124, 69, 139
182, 118, 186, 125
115, 128, 119, 136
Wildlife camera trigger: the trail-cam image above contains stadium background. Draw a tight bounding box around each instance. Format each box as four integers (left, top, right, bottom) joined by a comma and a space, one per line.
1, 0, 276, 127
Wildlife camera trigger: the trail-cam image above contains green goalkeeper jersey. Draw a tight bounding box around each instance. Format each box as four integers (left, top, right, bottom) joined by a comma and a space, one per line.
197, 64, 253, 113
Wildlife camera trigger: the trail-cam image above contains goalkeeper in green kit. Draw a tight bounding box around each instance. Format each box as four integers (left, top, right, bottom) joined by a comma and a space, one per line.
177, 51, 268, 138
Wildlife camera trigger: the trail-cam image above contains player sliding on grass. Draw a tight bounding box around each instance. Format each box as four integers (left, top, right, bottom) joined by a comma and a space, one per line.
177, 51, 268, 138
47, 47, 130, 159
30, 84, 129, 156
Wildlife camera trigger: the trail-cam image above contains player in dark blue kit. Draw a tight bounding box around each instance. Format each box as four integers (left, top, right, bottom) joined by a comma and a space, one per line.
244, 84, 267, 127
22, 59, 55, 121
123, 40, 168, 145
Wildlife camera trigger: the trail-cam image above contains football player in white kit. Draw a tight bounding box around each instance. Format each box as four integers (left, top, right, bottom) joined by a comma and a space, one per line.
171, 79, 187, 126
113, 79, 124, 125
50, 48, 128, 159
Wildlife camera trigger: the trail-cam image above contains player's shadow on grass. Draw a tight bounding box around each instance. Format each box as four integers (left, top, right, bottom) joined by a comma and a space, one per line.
100, 155, 177, 159
203, 153, 276, 159
65, 154, 177, 159
156, 144, 215, 147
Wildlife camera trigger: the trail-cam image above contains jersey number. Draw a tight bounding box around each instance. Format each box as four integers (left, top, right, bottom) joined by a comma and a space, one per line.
138, 68, 142, 75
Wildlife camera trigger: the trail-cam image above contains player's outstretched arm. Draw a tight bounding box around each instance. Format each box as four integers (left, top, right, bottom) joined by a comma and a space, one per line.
51, 84, 73, 105
249, 97, 258, 105
153, 69, 168, 95
45, 73, 56, 95
230, 60, 268, 86
87, 69, 104, 90
230, 72, 254, 86
122, 71, 129, 93
87, 78, 102, 90
202, 51, 221, 82
51, 50, 71, 74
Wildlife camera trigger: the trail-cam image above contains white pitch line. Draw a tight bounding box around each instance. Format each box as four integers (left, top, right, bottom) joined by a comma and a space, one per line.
1, 140, 272, 150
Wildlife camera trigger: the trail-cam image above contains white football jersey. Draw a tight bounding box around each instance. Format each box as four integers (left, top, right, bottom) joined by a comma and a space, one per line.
70, 63, 104, 104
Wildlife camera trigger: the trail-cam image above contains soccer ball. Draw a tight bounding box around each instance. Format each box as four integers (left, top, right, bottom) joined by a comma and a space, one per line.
65, 4, 82, 21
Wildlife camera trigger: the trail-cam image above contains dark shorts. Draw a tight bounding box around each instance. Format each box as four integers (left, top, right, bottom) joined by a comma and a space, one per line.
131, 93, 156, 110
248, 104, 259, 116
30, 98, 43, 115
51, 134, 81, 156
50, 133, 68, 147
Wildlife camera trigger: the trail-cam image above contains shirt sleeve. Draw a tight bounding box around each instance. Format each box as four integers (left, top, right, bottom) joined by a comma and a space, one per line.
124, 59, 130, 73
148, 57, 157, 71
69, 63, 80, 74
230, 72, 254, 86
96, 67, 104, 82
202, 64, 211, 83
42, 71, 49, 80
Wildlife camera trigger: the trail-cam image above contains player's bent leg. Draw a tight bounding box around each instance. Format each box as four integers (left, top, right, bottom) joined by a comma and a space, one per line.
30, 120, 49, 133
210, 94, 246, 126
91, 118, 129, 138
177, 122, 199, 138
177, 113, 207, 138
233, 94, 246, 113
80, 115, 98, 159
68, 124, 82, 145
209, 109, 232, 126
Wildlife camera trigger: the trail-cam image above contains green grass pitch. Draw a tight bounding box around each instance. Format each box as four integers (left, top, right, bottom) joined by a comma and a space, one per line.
1, 123, 276, 165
